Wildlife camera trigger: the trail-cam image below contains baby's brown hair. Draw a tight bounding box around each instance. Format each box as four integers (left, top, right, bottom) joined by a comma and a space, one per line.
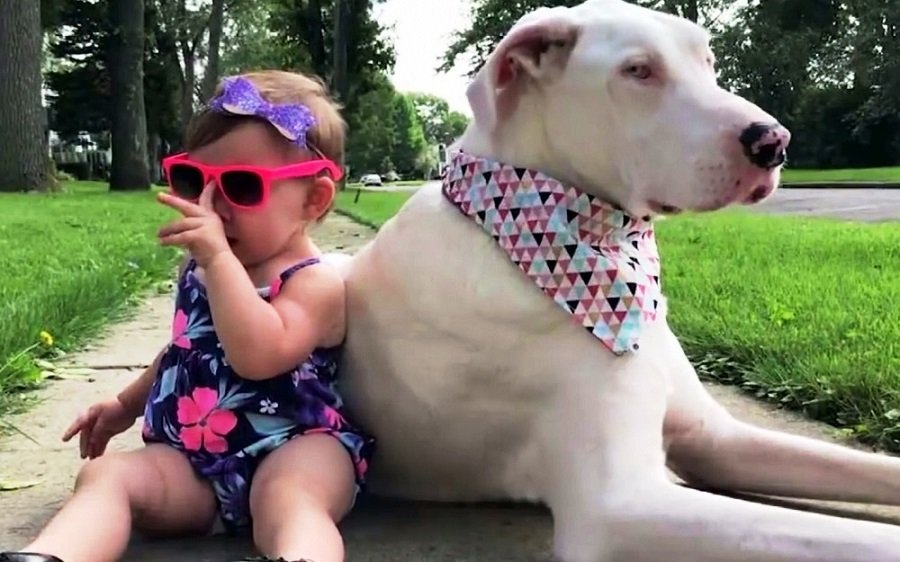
183, 70, 346, 220
184, 69, 346, 170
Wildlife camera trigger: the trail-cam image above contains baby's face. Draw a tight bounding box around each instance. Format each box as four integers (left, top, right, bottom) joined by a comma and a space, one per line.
187, 121, 335, 267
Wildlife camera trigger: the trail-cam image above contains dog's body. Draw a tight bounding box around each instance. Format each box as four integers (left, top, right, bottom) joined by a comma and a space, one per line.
327, 1, 900, 560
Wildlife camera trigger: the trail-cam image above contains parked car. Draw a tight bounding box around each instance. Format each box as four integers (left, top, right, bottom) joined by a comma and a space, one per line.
383, 171, 400, 182
361, 173, 382, 186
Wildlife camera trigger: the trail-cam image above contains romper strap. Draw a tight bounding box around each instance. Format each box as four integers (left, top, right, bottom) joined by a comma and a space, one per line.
268, 256, 322, 298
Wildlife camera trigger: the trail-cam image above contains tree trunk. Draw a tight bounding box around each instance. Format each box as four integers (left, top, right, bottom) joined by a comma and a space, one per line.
332, 0, 350, 189
307, 0, 326, 77
684, 0, 698, 23
108, 0, 150, 190
177, 0, 198, 126
332, 0, 350, 102
148, 132, 161, 184
0, 0, 53, 192
200, 0, 226, 102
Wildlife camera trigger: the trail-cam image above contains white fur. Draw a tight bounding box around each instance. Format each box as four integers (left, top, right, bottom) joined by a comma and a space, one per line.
332, 1, 900, 560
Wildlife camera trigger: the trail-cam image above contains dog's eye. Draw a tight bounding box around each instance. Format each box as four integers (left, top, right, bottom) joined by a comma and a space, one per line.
625, 63, 652, 80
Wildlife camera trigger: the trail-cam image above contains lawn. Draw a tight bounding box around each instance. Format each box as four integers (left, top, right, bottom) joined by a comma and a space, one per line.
335, 190, 413, 228
782, 166, 900, 184
656, 211, 900, 450
4, 182, 900, 457
0, 182, 179, 418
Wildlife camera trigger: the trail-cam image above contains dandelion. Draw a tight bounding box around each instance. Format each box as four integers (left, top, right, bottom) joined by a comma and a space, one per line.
39, 330, 54, 347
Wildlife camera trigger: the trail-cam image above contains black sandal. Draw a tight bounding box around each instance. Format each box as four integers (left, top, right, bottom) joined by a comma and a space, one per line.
0, 553, 64, 562
236, 557, 314, 562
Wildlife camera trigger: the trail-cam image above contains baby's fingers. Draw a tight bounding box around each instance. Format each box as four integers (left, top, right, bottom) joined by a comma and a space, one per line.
88, 431, 111, 459
158, 217, 205, 239
61, 412, 89, 442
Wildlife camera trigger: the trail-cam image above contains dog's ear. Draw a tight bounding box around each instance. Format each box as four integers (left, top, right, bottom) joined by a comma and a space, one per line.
466, 8, 580, 132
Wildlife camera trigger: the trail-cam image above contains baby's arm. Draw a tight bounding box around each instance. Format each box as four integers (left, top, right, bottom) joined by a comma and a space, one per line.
202, 255, 345, 380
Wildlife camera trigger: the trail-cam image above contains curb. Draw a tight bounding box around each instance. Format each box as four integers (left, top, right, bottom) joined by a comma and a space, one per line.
781, 182, 900, 189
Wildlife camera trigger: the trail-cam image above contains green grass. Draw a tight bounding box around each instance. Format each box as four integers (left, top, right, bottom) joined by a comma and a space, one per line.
0, 181, 179, 418
344, 180, 426, 190
656, 211, 900, 449
335, 190, 414, 229
338, 191, 900, 452
782, 166, 900, 184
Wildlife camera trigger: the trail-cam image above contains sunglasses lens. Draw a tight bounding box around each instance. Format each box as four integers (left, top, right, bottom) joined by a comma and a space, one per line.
220, 171, 264, 207
168, 164, 204, 200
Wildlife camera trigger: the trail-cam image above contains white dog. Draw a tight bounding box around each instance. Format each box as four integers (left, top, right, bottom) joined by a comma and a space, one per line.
328, 1, 900, 560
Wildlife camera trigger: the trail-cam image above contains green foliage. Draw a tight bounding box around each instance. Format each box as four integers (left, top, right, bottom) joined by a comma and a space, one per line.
220, 0, 298, 75
407, 93, 470, 146
267, 0, 396, 107
346, 76, 399, 175
391, 94, 428, 176
44, 0, 112, 141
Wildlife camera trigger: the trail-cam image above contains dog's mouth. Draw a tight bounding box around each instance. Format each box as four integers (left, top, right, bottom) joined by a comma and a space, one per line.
740, 183, 775, 205
647, 200, 683, 215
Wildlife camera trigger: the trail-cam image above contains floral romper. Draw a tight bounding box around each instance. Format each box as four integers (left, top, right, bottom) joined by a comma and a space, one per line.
141, 257, 374, 532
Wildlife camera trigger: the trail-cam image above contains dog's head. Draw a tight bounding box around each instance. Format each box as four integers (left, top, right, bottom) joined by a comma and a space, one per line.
461, 0, 791, 217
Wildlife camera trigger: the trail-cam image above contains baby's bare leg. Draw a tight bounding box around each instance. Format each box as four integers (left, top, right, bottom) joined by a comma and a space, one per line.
249, 434, 357, 562
24, 444, 217, 562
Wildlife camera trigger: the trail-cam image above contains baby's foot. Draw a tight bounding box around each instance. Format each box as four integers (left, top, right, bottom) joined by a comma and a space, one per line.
0, 553, 64, 562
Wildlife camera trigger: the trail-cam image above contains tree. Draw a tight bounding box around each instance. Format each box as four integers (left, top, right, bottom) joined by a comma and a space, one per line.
200, 0, 227, 101
220, 0, 295, 75
108, 0, 150, 190
0, 0, 54, 192
391, 94, 428, 177
270, 0, 396, 111
346, 76, 397, 175
45, 0, 113, 143
407, 92, 469, 146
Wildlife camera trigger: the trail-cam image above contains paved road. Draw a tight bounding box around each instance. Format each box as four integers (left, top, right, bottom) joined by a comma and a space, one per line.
755, 188, 900, 222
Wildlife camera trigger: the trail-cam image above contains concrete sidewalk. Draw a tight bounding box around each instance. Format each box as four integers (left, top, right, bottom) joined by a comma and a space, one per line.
3, 214, 900, 561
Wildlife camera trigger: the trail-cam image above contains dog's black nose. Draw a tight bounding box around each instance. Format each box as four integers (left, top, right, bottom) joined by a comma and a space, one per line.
739, 122, 791, 170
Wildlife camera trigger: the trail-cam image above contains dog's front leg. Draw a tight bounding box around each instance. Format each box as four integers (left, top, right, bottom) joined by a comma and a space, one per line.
541, 353, 900, 562
661, 328, 900, 506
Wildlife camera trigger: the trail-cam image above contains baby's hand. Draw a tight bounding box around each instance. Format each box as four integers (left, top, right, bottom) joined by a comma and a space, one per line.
62, 398, 137, 459
157, 183, 231, 268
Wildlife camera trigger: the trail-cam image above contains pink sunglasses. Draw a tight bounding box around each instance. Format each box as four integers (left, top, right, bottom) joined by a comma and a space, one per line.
161, 152, 343, 210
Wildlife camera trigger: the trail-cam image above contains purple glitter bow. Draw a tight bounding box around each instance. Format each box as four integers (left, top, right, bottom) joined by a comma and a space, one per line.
209, 76, 317, 148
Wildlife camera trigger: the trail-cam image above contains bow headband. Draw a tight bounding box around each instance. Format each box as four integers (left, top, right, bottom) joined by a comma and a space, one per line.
208, 76, 317, 149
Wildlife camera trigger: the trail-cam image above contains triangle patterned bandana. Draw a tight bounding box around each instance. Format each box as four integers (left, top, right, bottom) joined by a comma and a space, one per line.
441, 150, 662, 356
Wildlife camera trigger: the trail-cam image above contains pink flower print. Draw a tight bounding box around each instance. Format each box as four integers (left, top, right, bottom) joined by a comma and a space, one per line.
269, 277, 284, 298
176, 387, 237, 454
322, 406, 344, 427
171, 309, 191, 349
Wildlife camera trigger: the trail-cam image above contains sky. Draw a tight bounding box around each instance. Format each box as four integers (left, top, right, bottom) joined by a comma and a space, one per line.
373, 0, 474, 117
